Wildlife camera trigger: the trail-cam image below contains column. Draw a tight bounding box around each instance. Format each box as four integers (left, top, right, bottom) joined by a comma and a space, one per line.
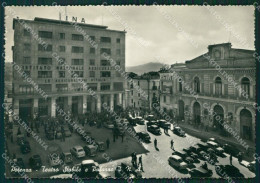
83, 95, 87, 114
110, 94, 114, 111
119, 93, 122, 105
51, 97, 56, 117
97, 94, 101, 113
33, 98, 38, 114
122, 93, 126, 109
67, 96, 72, 113
13, 98, 19, 116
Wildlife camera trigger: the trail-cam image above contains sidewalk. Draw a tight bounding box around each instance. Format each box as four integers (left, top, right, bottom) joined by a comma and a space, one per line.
177, 123, 255, 162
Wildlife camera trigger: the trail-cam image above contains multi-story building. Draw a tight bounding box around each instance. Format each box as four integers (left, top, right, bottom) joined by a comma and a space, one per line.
126, 74, 160, 110
160, 43, 255, 141
12, 17, 126, 120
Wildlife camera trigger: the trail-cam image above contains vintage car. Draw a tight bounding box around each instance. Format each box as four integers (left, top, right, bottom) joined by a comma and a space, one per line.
20, 140, 31, 154
147, 125, 161, 135
48, 153, 62, 167
83, 145, 97, 157
70, 146, 85, 158
60, 152, 73, 164
17, 134, 26, 145
136, 131, 151, 143
146, 114, 156, 121
135, 117, 145, 125
215, 164, 244, 177
29, 154, 42, 170
95, 141, 105, 152
189, 165, 213, 177
147, 120, 159, 126
172, 126, 186, 137
247, 161, 256, 173
168, 155, 188, 170
76, 160, 99, 178
115, 163, 142, 178
158, 120, 171, 129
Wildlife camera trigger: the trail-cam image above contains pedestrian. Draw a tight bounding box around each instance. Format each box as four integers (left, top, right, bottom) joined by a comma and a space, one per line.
17, 127, 21, 135
106, 138, 110, 149
121, 133, 124, 143
10, 134, 13, 143
230, 154, 233, 165
154, 138, 157, 148
138, 155, 144, 172
238, 152, 242, 163
113, 132, 116, 142
170, 139, 174, 149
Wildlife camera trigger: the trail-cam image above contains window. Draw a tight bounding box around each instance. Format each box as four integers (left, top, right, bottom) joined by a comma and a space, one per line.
89, 71, 95, 77
71, 59, 84, 65
38, 44, 52, 52
116, 60, 120, 66
90, 48, 95, 54
241, 77, 250, 97
116, 49, 121, 55
23, 29, 30, 36
72, 46, 83, 53
56, 84, 68, 92
163, 95, 166, 102
24, 43, 31, 51
179, 81, 182, 92
19, 85, 33, 94
39, 31, 52, 39
88, 83, 97, 91
90, 59, 95, 65
90, 36, 95, 41
72, 34, 83, 41
113, 82, 123, 91
215, 77, 222, 95
194, 77, 200, 93
38, 57, 52, 65
59, 33, 65, 39
58, 58, 65, 65
71, 83, 83, 91
22, 57, 31, 64
38, 84, 52, 92
101, 60, 110, 66
100, 48, 111, 55
101, 71, 111, 77
59, 71, 65, 78
38, 71, 52, 78
100, 37, 111, 43
138, 93, 140, 97
73, 71, 84, 78
59, 46, 66, 52
101, 84, 110, 91
116, 38, 120, 43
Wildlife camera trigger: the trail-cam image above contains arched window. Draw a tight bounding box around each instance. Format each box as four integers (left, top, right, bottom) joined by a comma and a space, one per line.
194, 77, 200, 93
215, 77, 222, 95
241, 77, 250, 97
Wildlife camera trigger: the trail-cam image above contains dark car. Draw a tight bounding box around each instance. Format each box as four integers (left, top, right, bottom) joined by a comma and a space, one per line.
197, 142, 208, 151
29, 155, 42, 170
46, 131, 55, 140
20, 141, 31, 154
147, 125, 161, 135
223, 144, 240, 156
190, 145, 200, 154
189, 166, 213, 177
215, 165, 244, 177
158, 120, 171, 129
60, 152, 73, 164
12, 158, 25, 175
115, 163, 142, 178
136, 131, 151, 143
147, 120, 159, 126
128, 116, 136, 126
135, 117, 145, 125
173, 126, 186, 137
146, 115, 156, 122
172, 150, 188, 159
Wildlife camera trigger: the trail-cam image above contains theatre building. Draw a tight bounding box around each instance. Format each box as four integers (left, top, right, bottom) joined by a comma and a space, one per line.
12, 17, 126, 120
160, 43, 256, 141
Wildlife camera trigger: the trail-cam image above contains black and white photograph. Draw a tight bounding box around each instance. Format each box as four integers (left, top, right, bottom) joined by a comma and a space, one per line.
2, 3, 258, 181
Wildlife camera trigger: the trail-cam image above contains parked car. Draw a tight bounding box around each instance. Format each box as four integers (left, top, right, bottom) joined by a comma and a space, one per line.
215, 164, 244, 177
146, 114, 156, 121
12, 158, 25, 175
184, 157, 195, 167
215, 147, 225, 156
104, 122, 114, 129
223, 144, 240, 156
198, 150, 210, 161
147, 120, 159, 126
190, 145, 200, 154
46, 131, 55, 140
247, 161, 256, 173
20, 141, 31, 154
173, 126, 186, 137
189, 166, 213, 177
197, 142, 208, 151
60, 152, 73, 164
136, 131, 151, 143
207, 141, 219, 150
89, 121, 96, 126
168, 155, 188, 170
83, 145, 97, 157
207, 138, 218, 143
158, 120, 171, 129
75, 160, 100, 178
64, 129, 72, 137
95, 142, 105, 152
29, 155, 42, 170
135, 117, 145, 125
189, 152, 200, 163
48, 153, 61, 167
172, 150, 188, 159
17, 134, 25, 145
147, 125, 161, 135
55, 132, 62, 139
70, 146, 85, 158
128, 116, 136, 126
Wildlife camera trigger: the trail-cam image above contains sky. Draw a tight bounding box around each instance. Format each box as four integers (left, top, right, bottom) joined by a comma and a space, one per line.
4, 5, 255, 67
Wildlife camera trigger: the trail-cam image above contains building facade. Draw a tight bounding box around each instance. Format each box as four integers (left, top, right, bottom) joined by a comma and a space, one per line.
12, 17, 126, 120
160, 43, 256, 141
126, 76, 160, 110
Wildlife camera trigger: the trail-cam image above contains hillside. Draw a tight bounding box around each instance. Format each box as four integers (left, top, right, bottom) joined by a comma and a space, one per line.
126, 62, 164, 75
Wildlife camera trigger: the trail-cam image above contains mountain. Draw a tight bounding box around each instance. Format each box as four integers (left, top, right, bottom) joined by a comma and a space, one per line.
126, 62, 164, 75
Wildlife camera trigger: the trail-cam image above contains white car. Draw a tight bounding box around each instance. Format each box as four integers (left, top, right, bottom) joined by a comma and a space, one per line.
48, 153, 62, 167
70, 146, 85, 158
168, 155, 188, 170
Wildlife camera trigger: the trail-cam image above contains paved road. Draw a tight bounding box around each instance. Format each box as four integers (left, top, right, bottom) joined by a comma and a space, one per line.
99, 122, 255, 178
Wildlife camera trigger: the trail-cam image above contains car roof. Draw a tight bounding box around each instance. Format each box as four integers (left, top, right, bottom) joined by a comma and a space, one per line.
151, 125, 158, 127
171, 155, 182, 160
207, 141, 218, 145
82, 160, 95, 165
74, 146, 83, 149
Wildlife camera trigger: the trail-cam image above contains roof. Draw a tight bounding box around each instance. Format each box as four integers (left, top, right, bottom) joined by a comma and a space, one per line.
82, 160, 95, 164
171, 155, 182, 160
